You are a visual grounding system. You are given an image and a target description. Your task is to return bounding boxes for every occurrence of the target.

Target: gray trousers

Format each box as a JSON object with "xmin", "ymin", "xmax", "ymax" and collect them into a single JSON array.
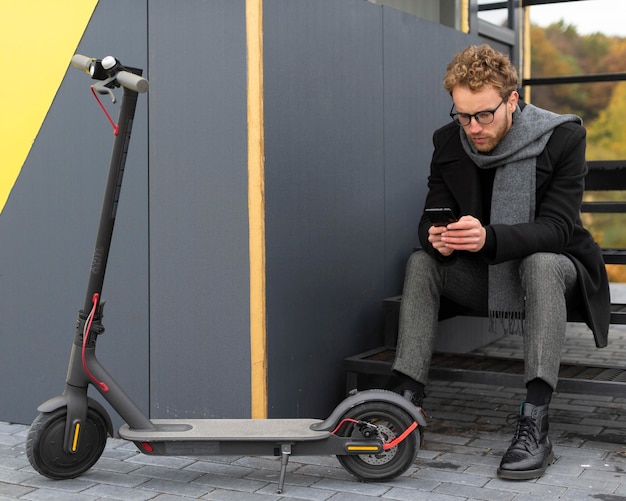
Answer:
[{"xmin": 392, "ymin": 251, "xmax": 579, "ymax": 390}]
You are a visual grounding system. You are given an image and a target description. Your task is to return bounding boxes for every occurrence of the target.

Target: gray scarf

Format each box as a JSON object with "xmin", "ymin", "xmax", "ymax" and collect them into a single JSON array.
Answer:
[{"xmin": 460, "ymin": 104, "xmax": 581, "ymax": 334}]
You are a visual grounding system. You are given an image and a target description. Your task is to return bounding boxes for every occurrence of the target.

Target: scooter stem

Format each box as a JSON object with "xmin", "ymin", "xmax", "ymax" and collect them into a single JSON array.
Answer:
[
  {"xmin": 82, "ymin": 85, "xmax": 138, "ymax": 313},
  {"xmin": 62, "ymin": 80, "xmax": 156, "ymax": 447}
]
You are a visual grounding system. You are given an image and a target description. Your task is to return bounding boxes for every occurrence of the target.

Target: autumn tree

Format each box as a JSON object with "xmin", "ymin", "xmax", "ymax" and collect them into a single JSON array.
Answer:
[
  {"xmin": 586, "ymin": 82, "xmax": 626, "ymax": 160},
  {"xmin": 529, "ymin": 22, "xmax": 619, "ymax": 122}
]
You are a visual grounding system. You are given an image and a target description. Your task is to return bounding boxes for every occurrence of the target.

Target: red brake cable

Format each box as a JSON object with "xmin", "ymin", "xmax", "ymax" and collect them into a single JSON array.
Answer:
[
  {"xmin": 82, "ymin": 293, "xmax": 109, "ymax": 392},
  {"xmin": 90, "ymin": 86, "xmax": 120, "ymax": 136},
  {"xmin": 383, "ymin": 421, "xmax": 418, "ymax": 450}
]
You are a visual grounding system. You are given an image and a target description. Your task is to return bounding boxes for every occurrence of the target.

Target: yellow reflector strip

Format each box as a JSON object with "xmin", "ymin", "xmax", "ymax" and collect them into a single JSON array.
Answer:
[
  {"xmin": 346, "ymin": 445, "xmax": 380, "ymax": 452},
  {"xmin": 72, "ymin": 423, "xmax": 81, "ymax": 452}
]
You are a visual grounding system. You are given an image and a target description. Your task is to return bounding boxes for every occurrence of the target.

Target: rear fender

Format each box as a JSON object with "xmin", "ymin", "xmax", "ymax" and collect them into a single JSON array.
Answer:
[{"xmin": 310, "ymin": 389, "xmax": 427, "ymax": 432}]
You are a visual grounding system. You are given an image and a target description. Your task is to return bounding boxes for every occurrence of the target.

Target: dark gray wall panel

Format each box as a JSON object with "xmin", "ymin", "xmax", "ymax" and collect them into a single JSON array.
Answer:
[
  {"xmin": 382, "ymin": 8, "xmax": 482, "ymax": 294},
  {"xmin": 264, "ymin": 0, "xmax": 385, "ymax": 417},
  {"xmin": 147, "ymin": 0, "xmax": 250, "ymax": 418},
  {"xmin": 0, "ymin": 1, "xmax": 149, "ymax": 429}
]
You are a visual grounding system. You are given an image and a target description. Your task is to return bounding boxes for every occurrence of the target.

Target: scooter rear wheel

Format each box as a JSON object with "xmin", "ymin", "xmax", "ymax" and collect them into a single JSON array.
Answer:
[
  {"xmin": 336, "ymin": 401, "xmax": 419, "ymax": 482},
  {"xmin": 26, "ymin": 407, "xmax": 108, "ymax": 479}
]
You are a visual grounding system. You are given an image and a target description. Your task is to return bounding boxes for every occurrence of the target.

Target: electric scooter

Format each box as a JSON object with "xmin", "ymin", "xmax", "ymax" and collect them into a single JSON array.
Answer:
[{"xmin": 25, "ymin": 54, "xmax": 427, "ymax": 493}]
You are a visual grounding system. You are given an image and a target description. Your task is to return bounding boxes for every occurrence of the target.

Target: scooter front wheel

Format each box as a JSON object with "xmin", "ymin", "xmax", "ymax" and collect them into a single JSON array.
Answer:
[
  {"xmin": 26, "ymin": 407, "xmax": 108, "ymax": 479},
  {"xmin": 335, "ymin": 401, "xmax": 419, "ymax": 482}
]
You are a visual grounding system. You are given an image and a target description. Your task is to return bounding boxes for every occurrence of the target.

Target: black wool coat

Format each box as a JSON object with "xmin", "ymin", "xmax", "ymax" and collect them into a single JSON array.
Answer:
[{"xmin": 418, "ymin": 114, "xmax": 611, "ymax": 348}]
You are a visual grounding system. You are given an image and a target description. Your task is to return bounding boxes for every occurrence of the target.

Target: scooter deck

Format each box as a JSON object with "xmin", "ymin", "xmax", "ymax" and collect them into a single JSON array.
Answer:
[{"xmin": 118, "ymin": 418, "xmax": 330, "ymax": 442}]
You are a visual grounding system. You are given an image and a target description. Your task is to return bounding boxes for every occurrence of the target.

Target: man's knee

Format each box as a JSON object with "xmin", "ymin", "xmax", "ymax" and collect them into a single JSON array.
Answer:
[
  {"xmin": 407, "ymin": 250, "xmax": 437, "ymax": 273},
  {"xmin": 520, "ymin": 253, "xmax": 571, "ymax": 279},
  {"xmin": 404, "ymin": 251, "xmax": 441, "ymax": 290},
  {"xmin": 520, "ymin": 253, "xmax": 576, "ymax": 296}
]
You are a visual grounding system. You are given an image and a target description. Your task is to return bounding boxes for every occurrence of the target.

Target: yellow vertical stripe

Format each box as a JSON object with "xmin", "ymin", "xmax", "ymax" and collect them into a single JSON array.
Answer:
[
  {"xmin": 461, "ymin": 0, "xmax": 469, "ymax": 33},
  {"xmin": 246, "ymin": 0, "xmax": 267, "ymax": 419},
  {"xmin": 0, "ymin": 0, "xmax": 99, "ymax": 214}
]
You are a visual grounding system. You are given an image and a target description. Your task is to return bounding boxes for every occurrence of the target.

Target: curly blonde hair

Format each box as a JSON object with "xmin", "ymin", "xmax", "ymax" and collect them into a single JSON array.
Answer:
[{"xmin": 443, "ymin": 44, "xmax": 518, "ymax": 98}]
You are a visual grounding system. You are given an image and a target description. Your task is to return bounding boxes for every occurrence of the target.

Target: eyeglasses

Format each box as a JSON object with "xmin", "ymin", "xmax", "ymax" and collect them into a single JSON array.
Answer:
[{"xmin": 449, "ymin": 99, "xmax": 506, "ymax": 127}]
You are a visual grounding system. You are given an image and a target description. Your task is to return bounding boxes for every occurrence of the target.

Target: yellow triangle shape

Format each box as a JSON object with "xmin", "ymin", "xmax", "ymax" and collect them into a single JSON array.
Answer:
[{"xmin": 0, "ymin": 0, "xmax": 98, "ymax": 214}]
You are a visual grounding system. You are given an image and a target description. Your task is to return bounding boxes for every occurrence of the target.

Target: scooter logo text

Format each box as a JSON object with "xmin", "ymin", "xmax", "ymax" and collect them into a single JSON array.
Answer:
[{"xmin": 91, "ymin": 246, "xmax": 104, "ymax": 275}]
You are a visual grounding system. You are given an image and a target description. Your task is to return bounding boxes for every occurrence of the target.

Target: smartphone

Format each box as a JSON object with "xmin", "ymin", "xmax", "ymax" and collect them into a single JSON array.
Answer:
[{"xmin": 425, "ymin": 207, "xmax": 458, "ymax": 227}]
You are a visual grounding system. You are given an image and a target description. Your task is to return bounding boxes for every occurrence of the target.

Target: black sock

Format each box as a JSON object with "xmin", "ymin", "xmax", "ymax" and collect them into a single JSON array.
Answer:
[
  {"xmin": 525, "ymin": 378, "xmax": 553, "ymax": 406},
  {"xmin": 390, "ymin": 371, "xmax": 425, "ymax": 399}
]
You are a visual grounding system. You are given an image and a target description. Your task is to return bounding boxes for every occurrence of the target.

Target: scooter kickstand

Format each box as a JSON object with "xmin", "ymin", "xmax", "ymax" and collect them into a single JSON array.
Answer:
[{"xmin": 277, "ymin": 443, "xmax": 292, "ymax": 494}]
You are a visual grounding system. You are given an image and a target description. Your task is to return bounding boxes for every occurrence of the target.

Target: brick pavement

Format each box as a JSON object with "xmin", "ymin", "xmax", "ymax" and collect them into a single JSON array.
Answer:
[{"xmin": 1, "ymin": 316, "xmax": 625, "ymax": 499}]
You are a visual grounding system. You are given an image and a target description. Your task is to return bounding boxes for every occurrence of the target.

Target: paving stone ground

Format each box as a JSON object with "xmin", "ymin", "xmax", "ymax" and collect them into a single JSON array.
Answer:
[{"xmin": 1, "ymin": 290, "xmax": 625, "ymax": 500}]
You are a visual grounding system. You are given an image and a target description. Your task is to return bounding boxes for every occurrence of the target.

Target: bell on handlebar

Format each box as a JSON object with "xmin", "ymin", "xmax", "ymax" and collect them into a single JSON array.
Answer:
[
  {"xmin": 89, "ymin": 56, "xmax": 125, "ymax": 103},
  {"xmin": 89, "ymin": 56, "xmax": 121, "ymax": 81},
  {"xmin": 101, "ymin": 56, "xmax": 120, "ymax": 73}
]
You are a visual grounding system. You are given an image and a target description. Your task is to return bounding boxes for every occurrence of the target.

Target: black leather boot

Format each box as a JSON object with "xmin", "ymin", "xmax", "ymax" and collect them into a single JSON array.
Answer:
[{"xmin": 497, "ymin": 402, "xmax": 554, "ymax": 480}]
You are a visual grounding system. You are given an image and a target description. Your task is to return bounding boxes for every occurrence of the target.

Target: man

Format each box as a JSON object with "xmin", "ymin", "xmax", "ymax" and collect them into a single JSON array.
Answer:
[{"xmin": 391, "ymin": 44, "xmax": 610, "ymax": 480}]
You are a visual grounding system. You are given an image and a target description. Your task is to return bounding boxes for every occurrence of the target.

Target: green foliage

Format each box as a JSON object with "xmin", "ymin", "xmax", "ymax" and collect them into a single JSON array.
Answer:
[{"xmin": 587, "ymin": 82, "xmax": 626, "ymax": 160}]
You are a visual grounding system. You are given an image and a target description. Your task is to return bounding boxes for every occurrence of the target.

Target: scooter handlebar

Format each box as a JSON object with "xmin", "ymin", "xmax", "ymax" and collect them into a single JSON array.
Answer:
[{"xmin": 71, "ymin": 54, "xmax": 149, "ymax": 93}]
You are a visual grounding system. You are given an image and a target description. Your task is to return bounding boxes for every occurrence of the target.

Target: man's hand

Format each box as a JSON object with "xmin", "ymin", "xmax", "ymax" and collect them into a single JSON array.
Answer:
[{"xmin": 428, "ymin": 215, "xmax": 486, "ymax": 255}]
